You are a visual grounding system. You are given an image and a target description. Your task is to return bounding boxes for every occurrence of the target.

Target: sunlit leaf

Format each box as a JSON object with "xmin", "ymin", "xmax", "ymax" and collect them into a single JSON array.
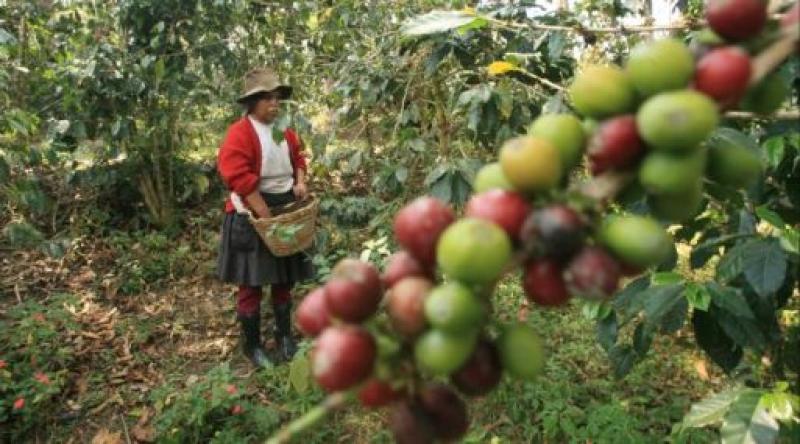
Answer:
[{"xmin": 401, "ymin": 11, "xmax": 482, "ymax": 36}]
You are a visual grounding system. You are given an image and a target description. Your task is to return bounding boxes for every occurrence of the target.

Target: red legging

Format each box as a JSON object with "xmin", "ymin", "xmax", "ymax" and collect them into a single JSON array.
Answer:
[{"xmin": 236, "ymin": 284, "xmax": 292, "ymax": 316}]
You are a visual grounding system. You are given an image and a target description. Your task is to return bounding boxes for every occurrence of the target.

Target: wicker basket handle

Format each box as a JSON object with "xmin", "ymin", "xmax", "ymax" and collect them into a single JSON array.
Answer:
[
  {"xmin": 272, "ymin": 195, "xmax": 313, "ymax": 214},
  {"xmin": 242, "ymin": 195, "xmax": 315, "ymax": 222},
  {"xmin": 244, "ymin": 209, "xmax": 260, "ymax": 224}
]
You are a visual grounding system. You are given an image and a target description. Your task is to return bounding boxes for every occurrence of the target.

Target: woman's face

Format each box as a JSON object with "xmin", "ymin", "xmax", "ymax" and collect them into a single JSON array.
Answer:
[{"xmin": 250, "ymin": 91, "xmax": 282, "ymax": 123}]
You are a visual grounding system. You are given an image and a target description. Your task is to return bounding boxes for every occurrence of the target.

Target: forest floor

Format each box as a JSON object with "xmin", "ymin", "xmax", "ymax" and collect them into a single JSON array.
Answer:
[{"xmin": 1, "ymin": 206, "xmax": 727, "ymax": 443}]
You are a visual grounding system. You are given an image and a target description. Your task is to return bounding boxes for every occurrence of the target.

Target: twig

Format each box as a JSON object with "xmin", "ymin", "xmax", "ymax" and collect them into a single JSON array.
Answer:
[
  {"xmin": 750, "ymin": 26, "xmax": 800, "ymax": 86},
  {"xmin": 577, "ymin": 171, "xmax": 636, "ymax": 203},
  {"xmin": 514, "ymin": 68, "xmax": 566, "ymax": 92},
  {"xmin": 490, "ymin": 13, "xmax": 787, "ymax": 34},
  {"xmin": 725, "ymin": 110, "xmax": 800, "ymax": 120},
  {"xmin": 490, "ymin": 17, "xmax": 701, "ymax": 34},
  {"xmin": 393, "ymin": 72, "xmax": 416, "ymax": 139},
  {"xmin": 265, "ymin": 390, "xmax": 356, "ymax": 444},
  {"xmin": 119, "ymin": 413, "xmax": 132, "ymax": 444}
]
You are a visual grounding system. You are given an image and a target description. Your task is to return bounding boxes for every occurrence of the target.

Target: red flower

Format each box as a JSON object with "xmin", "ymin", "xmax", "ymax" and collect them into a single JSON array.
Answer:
[
  {"xmin": 0, "ymin": 360, "xmax": 7, "ymax": 369},
  {"xmin": 34, "ymin": 372, "xmax": 51, "ymax": 385},
  {"xmin": 13, "ymin": 398, "xmax": 25, "ymax": 410},
  {"xmin": 32, "ymin": 313, "xmax": 46, "ymax": 322},
  {"xmin": 230, "ymin": 404, "xmax": 243, "ymax": 415},
  {"xmin": 225, "ymin": 384, "xmax": 238, "ymax": 395}
]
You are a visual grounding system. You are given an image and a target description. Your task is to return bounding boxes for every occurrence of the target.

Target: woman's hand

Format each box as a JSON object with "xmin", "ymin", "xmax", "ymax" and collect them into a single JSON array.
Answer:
[
  {"xmin": 244, "ymin": 190, "xmax": 271, "ymax": 219},
  {"xmin": 293, "ymin": 182, "xmax": 309, "ymax": 200}
]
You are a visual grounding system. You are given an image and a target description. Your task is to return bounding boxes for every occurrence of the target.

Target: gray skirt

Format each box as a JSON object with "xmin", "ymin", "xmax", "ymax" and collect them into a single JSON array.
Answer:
[{"xmin": 216, "ymin": 191, "xmax": 315, "ymax": 287}]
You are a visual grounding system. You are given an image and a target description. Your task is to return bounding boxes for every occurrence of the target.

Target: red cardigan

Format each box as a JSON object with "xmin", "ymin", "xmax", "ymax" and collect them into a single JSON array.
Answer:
[{"xmin": 217, "ymin": 116, "xmax": 307, "ymax": 213}]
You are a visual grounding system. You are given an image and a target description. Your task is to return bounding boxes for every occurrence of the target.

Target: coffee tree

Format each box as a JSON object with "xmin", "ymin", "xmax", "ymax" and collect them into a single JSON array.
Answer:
[{"xmin": 273, "ymin": 2, "xmax": 800, "ymax": 443}]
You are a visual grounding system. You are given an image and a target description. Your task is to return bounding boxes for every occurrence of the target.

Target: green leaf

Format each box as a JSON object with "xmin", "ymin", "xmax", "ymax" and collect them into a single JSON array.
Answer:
[
  {"xmin": 0, "ymin": 27, "xmax": 15, "ymax": 44},
  {"xmin": 394, "ymin": 166, "xmax": 408, "ymax": 183},
  {"xmin": 456, "ymin": 158, "xmax": 482, "ymax": 180},
  {"xmin": 457, "ymin": 85, "xmax": 492, "ymax": 106},
  {"xmin": 3, "ymin": 221, "xmax": 45, "ymax": 247},
  {"xmin": 682, "ymin": 387, "xmax": 742, "ymax": 429},
  {"xmin": 612, "ymin": 275, "xmax": 650, "ymax": 316},
  {"xmin": 685, "ymin": 282, "xmax": 711, "ymax": 311},
  {"xmin": 755, "ymin": 206, "xmax": 785, "ymax": 228},
  {"xmin": 740, "ymin": 238, "xmax": 787, "ymax": 297},
  {"xmin": 738, "ymin": 210, "xmax": 757, "ymax": 235},
  {"xmin": 717, "ymin": 244, "xmax": 745, "ymax": 283},
  {"xmin": 692, "ymin": 310, "xmax": 743, "ymax": 373},
  {"xmin": 429, "ymin": 171, "xmax": 453, "ymax": 203},
  {"xmin": 154, "ymin": 58, "xmax": 166, "ymax": 81},
  {"xmin": 0, "ymin": 155, "xmax": 9, "ymax": 183},
  {"xmin": 547, "ymin": 32, "xmax": 566, "ymax": 60},
  {"xmin": 609, "ymin": 344, "xmax": 637, "ymax": 378},
  {"xmin": 407, "ymin": 138, "xmax": 426, "ymax": 153},
  {"xmin": 660, "ymin": 297, "xmax": 688, "ymax": 334},
  {"xmin": 642, "ymin": 284, "xmax": 684, "ymax": 326},
  {"xmin": 721, "ymin": 390, "xmax": 778, "ymax": 444},
  {"xmin": 424, "ymin": 44, "xmax": 451, "ymax": 77},
  {"xmin": 376, "ymin": 334, "xmax": 402, "ymax": 359},
  {"xmin": 651, "ymin": 272, "xmax": 684, "ymax": 286},
  {"xmin": 424, "ymin": 164, "xmax": 449, "ymax": 186},
  {"xmin": 497, "ymin": 91, "xmax": 514, "ymax": 119},
  {"xmin": 581, "ymin": 300, "xmax": 612, "ymax": 320},
  {"xmin": 401, "ymin": 11, "xmax": 482, "ymax": 36},
  {"xmin": 345, "ymin": 150, "xmax": 363, "ymax": 174},
  {"xmin": 690, "ymin": 237, "xmax": 723, "ymax": 269},
  {"xmin": 762, "ymin": 136, "xmax": 785, "ymax": 169},
  {"xmin": 289, "ymin": 355, "xmax": 310, "ymax": 394},
  {"xmin": 40, "ymin": 239, "xmax": 70, "ymax": 259},
  {"xmin": 710, "ymin": 127, "xmax": 760, "ymax": 152},
  {"xmin": 272, "ymin": 114, "xmax": 291, "ymax": 144},
  {"xmin": 633, "ymin": 322, "xmax": 654, "ymax": 356},
  {"xmin": 111, "ymin": 119, "xmax": 122, "ymax": 137},
  {"xmin": 449, "ymin": 170, "xmax": 472, "ymax": 206},
  {"xmin": 542, "ymin": 94, "xmax": 570, "ymax": 114},
  {"xmin": 596, "ymin": 311, "xmax": 617, "ymax": 351},
  {"xmin": 761, "ymin": 391, "xmax": 799, "ymax": 422},
  {"xmin": 716, "ymin": 309, "xmax": 766, "ymax": 348},
  {"xmin": 707, "ymin": 283, "xmax": 755, "ymax": 319},
  {"xmin": 456, "ymin": 17, "xmax": 489, "ymax": 33},
  {"xmin": 467, "ymin": 105, "xmax": 482, "ymax": 132},
  {"xmin": 780, "ymin": 228, "xmax": 799, "ymax": 255}
]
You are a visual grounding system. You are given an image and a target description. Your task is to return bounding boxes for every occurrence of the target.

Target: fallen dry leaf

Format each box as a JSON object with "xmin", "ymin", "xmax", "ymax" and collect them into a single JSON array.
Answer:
[
  {"xmin": 131, "ymin": 424, "xmax": 155, "ymax": 443},
  {"xmin": 91, "ymin": 428, "xmax": 122, "ymax": 444},
  {"xmin": 694, "ymin": 358, "xmax": 709, "ymax": 381}
]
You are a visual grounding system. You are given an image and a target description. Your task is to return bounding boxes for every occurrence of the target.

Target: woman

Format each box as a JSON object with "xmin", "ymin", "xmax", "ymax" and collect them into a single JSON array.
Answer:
[{"xmin": 216, "ymin": 67, "xmax": 314, "ymax": 368}]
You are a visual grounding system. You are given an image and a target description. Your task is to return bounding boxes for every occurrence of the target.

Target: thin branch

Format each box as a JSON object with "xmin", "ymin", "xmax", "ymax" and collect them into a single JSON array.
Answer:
[
  {"xmin": 750, "ymin": 26, "xmax": 800, "ymax": 86},
  {"xmin": 265, "ymin": 390, "xmax": 356, "ymax": 444},
  {"xmin": 489, "ymin": 12, "xmax": 789, "ymax": 35},
  {"xmin": 724, "ymin": 110, "xmax": 800, "ymax": 120},
  {"xmin": 576, "ymin": 171, "xmax": 636, "ymax": 203},
  {"xmin": 489, "ymin": 17, "xmax": 702, "ymax": 34},
  {"xmin": 393, "ymin": 69, "xmax": 417, "ymax": 139},
  {"xmin": 118, "ymin": 413, "xmax": 132, "ymax": 444},
  {"xmin": 514, "ymin": 68, "xmax": 566, "ymax": 92}
]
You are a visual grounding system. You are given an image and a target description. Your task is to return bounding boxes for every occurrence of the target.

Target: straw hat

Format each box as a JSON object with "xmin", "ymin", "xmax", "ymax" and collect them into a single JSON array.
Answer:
[{"xmin": 236, "ymin": 67, "xmax": 292, "ymax": 103}]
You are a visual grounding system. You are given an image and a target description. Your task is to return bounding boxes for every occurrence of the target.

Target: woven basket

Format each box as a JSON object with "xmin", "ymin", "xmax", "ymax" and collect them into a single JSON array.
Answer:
[{"xmin": 248, "ymin": 195, "xmax": 319, "ymax": 257}]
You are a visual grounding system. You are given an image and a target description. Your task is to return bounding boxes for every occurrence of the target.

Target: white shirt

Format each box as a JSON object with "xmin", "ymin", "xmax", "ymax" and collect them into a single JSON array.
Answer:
[
  {"xmin": 230, "ymin": 117, "xmax": 295, "ymax": 214},
  {"xmin": 248, "ymin": 116, "xmax": 295, "ymax": 193}
]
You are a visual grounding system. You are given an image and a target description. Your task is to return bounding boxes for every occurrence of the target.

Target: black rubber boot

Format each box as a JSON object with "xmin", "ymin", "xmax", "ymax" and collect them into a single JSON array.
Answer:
[
  {"xmin": 239, "ymin": 314, "xmax": 272, "ymax": 369},
  {"xmin": 274, "ymin": 302, "xmax": 298, "ymax": 362}
]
